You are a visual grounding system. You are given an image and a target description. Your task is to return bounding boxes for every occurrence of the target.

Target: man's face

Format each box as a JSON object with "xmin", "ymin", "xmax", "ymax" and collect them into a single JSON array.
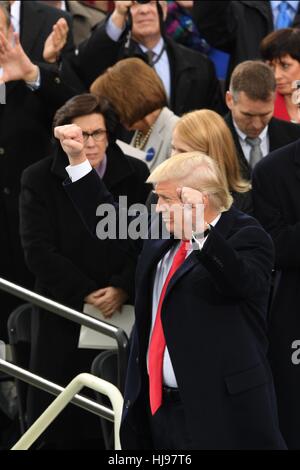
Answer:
[
  {"xmin": 131, "ymin": 1, "xmax": 167, "ymax": 44},
  {"xmin": 226, "ymin": 90, "xmax": 275, "ymax": 138},
  {"xmin": 155, "ymin": 179, "xmax": 205, "ymax": 240}
]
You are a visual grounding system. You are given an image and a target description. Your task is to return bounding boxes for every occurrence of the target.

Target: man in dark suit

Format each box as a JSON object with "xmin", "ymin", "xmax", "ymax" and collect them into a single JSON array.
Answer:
[
  {"xmin": 76, "ymin": 0, "xmax": 225, "ymax": 116},
  {"xmin": 55, "ymin": 122, "xmax": 286, "ymax": 449},
  {"xmin": 193, "ymin": 1, "xmax": 300, "ymax": 86},
  {"xmin": 252, "ymin": 138, "xmax": 300, "ymax": 449},
  {"xmin": 224, "ymin": 60, "xmax": 300, "ymax": 179}
]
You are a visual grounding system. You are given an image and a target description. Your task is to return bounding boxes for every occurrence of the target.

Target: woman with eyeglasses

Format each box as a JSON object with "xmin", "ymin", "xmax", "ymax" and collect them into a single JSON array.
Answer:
[{"xmin": 19, "ymin": 93, "xmax": 151, "ymax": 449}]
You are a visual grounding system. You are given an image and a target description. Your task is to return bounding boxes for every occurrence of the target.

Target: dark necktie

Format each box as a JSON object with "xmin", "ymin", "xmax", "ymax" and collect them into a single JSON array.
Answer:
[
  {"xmin": 146, "ymin": 49, "xmax": 155, "ymax": 67},
  {"xmin": 148, "ymin": 240, "xmax": 189, "ymax": 415},
  {"xmin": 245, "ymin": 137, "xmax": 263, "ymax": 168}
]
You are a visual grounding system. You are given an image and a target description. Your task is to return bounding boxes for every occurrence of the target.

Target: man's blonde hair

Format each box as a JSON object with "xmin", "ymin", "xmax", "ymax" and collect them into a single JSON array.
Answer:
[{"xmin": 147, "ymin": 151, "xmax": 233, "ymax": 211}]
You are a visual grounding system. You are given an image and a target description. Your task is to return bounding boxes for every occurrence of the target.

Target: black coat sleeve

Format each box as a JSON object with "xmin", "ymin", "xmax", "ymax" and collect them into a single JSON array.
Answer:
[
  {"xmin": 197, "ymin": 222, "xmax": 274, "ymax": 299},
  {"xmin": 64, "ymin": 169, "xmax": 143, "ymax": 257},
  {"xmin": 252, "ymin": 164, "xmax": 300, "ymax": 269},
  {"xmin": 130, "ymin": 159, "xmax": 152, "ymax": 205},
  {"xmin": 75, "ymin": 19, "xmax": 123, "ymax": 87},
  {"xmin": 34, "ymin": 62, "xmax": 85, "ymax": 122},
  {"xmin": 20, "ymin": 171, "xmax": 98, "ymax": 309},
  {"xmin": 204, "ymin": 57, "xmax": 226, "ymax": 115},
  {"xmin": 192, "ymin": 1, "xmax": 237, "ymax": 53}
]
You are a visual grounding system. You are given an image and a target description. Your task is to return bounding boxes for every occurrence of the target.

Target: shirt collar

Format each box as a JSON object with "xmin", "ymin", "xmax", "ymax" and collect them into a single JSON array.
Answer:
[
  {"xmin": 186, "ymin": 213, "xmax": 221, "ymax": 251},
  {"xmin": 210, "ymin": 214, "xmax": 222, "ymax": 227},
  {"xmin": 140, "ymin": 37, "xmax": 165, "ymax": 56},
  {"xmin": 232, "ymin": 118, "xmax": 269, "ymax": 143}
]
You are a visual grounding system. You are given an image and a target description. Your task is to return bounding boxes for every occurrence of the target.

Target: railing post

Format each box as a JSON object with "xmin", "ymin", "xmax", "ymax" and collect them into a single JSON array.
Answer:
[{"xmin": 0, "ymin": 277, "xmax": 129, "ymax": 391}]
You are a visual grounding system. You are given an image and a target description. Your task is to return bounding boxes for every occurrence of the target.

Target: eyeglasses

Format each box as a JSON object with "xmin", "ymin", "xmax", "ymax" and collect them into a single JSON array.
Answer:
[{"xmin": 82, "ymin": 128, "xmax": 107, "ymax": 143}]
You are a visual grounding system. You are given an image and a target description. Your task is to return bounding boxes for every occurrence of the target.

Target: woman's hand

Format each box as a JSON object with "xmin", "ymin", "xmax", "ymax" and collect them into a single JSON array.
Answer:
[
  {"xmin": 85, "ymin": 287, "xmax": 128, "ymax": 318},
  {"xmin": 54, "ymin": 124, "xmax": 87, "ymax": 164},
  {"xmin": 0, "ymin": 31, "xmax": 39, "ymax": 83},
  {"xmin": 43, "ymin": 18, "xmax": 69, "ymax": 64}
]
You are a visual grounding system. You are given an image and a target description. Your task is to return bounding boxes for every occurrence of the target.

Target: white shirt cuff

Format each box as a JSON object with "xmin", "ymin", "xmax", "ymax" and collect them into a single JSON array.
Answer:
[
  {"xmin": 106, "ymin": 16, "xmax": 124, "ymax": 42},
  {"xmin": 66, "ymin": 160, "xmax": 92, "ymax": 182},
  {"xmin": 26, "ymin": 67, "xmax": 41, "ymax": 90}
]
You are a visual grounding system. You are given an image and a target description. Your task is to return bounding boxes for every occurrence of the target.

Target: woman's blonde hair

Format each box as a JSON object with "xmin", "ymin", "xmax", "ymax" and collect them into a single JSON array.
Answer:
[
  {"xmin": 174, "ymin": 109, "xmax": 250, "ymax": 193},
  {"xmin": 148, "ymin": 151, "xmax": 233, "ymax": 212}
]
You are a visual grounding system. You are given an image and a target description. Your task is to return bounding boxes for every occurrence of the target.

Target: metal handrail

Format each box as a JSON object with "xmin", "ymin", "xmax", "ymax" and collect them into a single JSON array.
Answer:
[
  {"xmin": 0, "ymin": 359, "xmax": 114, "ymax": 422},
  {"xmin": 0, "ymin": 277, "xmax": 129, "ymax": 391},
  {"xmin": 10, "ymin": 372, "xmax": 123, "ymax": 450}
]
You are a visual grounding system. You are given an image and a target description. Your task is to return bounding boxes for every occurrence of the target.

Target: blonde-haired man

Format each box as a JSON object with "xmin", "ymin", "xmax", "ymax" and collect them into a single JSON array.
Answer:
[{"xmin": 57, "ymin": 123, "xmax": 286, "ymax": 450}]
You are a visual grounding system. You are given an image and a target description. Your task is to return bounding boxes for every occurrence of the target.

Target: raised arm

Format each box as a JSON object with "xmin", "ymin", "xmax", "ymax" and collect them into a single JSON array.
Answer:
[
  {"xmin": 20, "ymin": 169, "xmax": 98, "ymax": 308},
  {"xmin": 54, "ymin": 124, "xmax": 142, "ymax": 257}
]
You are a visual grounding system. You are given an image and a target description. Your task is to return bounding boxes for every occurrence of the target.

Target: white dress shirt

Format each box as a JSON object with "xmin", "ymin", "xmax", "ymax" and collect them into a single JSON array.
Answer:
[
  {"xmin": 233, "ymin": 120, "xmax": 270, "ymax": 163},
  {"xmin": 106, "ymin": 17, "xmax": 171, "ymax": 101},
  {"xmin": 148, "ymin": 215, "xmax": 221, "ymax": 388},
  {"xmin": 10, "ymin": 1, "xmax": 21, "ymax": 35},
  {"xmin": 60, "ymin": 1, "xmax": 67, "ymax": 11}
]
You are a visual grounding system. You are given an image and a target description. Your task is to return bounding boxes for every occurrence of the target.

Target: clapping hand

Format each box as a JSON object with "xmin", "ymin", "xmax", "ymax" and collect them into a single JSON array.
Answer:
[
  {"xmin": 0, "ymin": 31, "xmax": 38, "ymax": 83},
  {"xmin": 43, "ymin": 17, "xmax": 69, "ymax": 64}
]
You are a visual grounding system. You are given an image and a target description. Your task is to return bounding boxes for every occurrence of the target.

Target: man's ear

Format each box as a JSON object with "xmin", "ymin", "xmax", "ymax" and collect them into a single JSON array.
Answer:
[
  {"xmin": 202, "ymin": 193, "xmax": 209, "ymax": 208},
  {"xmin": 225, "ymin": 91, "xmax": 234, "ymax": 110}
]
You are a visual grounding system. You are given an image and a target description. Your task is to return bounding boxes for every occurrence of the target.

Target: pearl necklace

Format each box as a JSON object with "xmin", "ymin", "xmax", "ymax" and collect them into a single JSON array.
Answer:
[{"xmin": 133, "ymin": 125, "xmax": 154, "ymax": 150}]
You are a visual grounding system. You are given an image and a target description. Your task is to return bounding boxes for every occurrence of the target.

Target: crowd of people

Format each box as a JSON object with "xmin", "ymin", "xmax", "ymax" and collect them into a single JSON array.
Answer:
[{"xmin": 0, "ymin": 0, "xmax": 300, "ymax": 451}]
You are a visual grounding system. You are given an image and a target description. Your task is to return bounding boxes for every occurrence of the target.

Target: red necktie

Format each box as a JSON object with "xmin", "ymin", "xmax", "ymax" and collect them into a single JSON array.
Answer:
[{"xmin": 148, "ymin": 240, "xmax": 189, "ymax": 415}]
